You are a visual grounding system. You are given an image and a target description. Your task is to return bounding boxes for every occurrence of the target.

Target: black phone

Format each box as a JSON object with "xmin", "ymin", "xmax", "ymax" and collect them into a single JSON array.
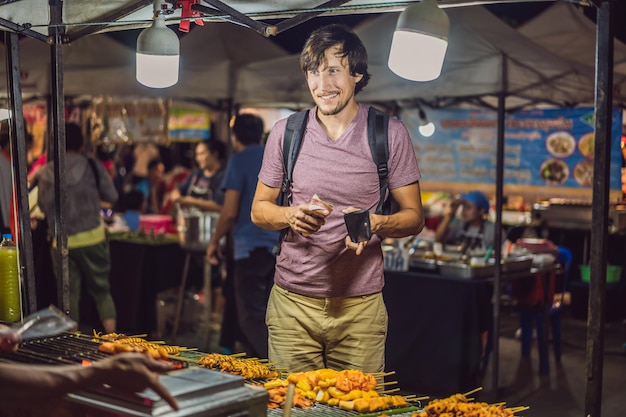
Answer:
[{"xmin": 344, "ymin": 209, "xmax": 372, "ymax": 243}]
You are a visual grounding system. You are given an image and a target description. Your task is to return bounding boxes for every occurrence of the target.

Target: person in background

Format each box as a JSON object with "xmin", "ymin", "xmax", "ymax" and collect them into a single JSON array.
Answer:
[
  {"xmin": 170, "ymin": 139, "xmax": 228, "ymax": 326},
  {"xmin": 160, "ymin": 164, "xmax": 191, "ymax": 216},
  {"xmin": 0, "ymin": 121, "xmax": 12, "ymax": 236},
  {"xmin": 38, "ymin": 123, "xmax": 119, "ymax": 334},
  {"xmin": 434, "ymin": 190, "xmax": 496, "ymax": 252},
  {"xmin": 206, "ymin": 113, "xmax": 279, "ymax": 359},
  {"xmin": 27, "ymin": 133, "xmax": 47, "ymax": 188},
  {"xmin": 121, "ymin": 190, "xmax": 146, "ymax": 232},
  {"xmin": 135, "ymin": 158, "xmax": 166, "ymax": 214},
  {"xmin": 96, "ymin": 144, "xmax": 116, "ymax": 180},
  {"xmin": 1, "ymin": 122, "xmax": 54, "ymax": 310},
  {"xmin": 250, "ymin": 24, "xmax": 424, "ymax": 373},
  {"xmin": 0, "ymin": 120, "xmax": 36, "ymax": 240},
  {"xmin": 170, "ymin": 140, "xmax": 227, "ymax": 213},
  {"xmin": 0, "ymin": 324, "xmax": 178, "ymax": 412},
  {"xmin": 131, "ymin": 142, "xmax": 160, "ymax": 184}
]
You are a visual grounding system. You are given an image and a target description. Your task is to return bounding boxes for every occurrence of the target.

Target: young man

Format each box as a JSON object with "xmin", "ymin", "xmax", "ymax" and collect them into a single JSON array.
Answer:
[
  {"xmin": 251, "ymin": 24, "xmax": 424, "ymax": 373},
  {"xmin": 206, "ymin": 113, "xmax": 279, "ymax": 359}
]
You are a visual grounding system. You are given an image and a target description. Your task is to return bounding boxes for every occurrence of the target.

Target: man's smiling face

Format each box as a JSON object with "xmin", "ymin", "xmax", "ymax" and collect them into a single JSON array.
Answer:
[{"xmin": 306, "ymin": 45, "xmax": 363, "ymax": 117}]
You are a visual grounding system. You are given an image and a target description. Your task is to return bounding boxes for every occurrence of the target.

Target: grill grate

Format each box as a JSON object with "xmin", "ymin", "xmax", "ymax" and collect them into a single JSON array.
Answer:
[
  {"xmin": 0, "ymin": 333, "xmax": 107, "ymax": 364},
  {"xmin": 267, "ymin": 402, "xmax": 422, "ymax": 417}
]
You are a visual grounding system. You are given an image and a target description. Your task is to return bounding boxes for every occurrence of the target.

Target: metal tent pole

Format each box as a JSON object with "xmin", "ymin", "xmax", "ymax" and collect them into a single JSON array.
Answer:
[{"xmin": 585, "ymin": 0, "xmax": 614, "ymax": 415}]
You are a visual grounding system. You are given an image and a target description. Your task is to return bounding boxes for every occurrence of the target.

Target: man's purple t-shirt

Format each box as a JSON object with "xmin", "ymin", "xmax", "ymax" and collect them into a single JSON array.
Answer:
[{"xmin": 258, "ymin": 104, "xmax": 421, "ymax": 298}]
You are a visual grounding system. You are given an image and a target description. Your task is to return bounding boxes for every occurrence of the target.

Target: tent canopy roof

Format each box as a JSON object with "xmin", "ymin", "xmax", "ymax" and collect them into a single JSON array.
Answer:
[
  {"xmin": 0, "ymin": 0, "xmax": 447, "ymax": 40},
  {"xmin": 237, "ymin": 5, "xmax": 626, "ymax": 110}
]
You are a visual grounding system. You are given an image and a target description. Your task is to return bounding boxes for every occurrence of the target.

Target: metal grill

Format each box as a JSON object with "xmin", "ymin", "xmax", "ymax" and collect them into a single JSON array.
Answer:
[
  {"xmin": 0, "ymin": 333, "xmax": 107, "ymax": 364},
  {"xmin": 0, "ymin": 335, "xmax": 267, "ymax": 417},
  {"xmin": 0, "ymin": 335, "xmax": 422, "ymax": 417},
  {"xmin": 267, "ymin": 402, "xmax": 423, "ymax": 417}
]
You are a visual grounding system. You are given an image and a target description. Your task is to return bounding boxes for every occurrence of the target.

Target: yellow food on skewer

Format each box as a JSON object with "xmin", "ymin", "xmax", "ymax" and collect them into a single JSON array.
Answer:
[
  {"xmin": 197, "ymin": 353, "xmax": 281, "ymax": 380},
  {"xmin": 93, "ymin": 330, "xmax": 185, "ymax": 359},
  {"xmin": 259, "ymin": 368, "xmax": 410, "ymax": 413},
  {"xmin": 410, "ymin": 388, "xmax": 528, "ymax": 417}
]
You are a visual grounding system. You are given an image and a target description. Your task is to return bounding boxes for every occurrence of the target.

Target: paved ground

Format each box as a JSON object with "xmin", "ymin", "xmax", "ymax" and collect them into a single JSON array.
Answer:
[{"xmin": 481, "ymin": 309, "xmax": 626, "ymax": 417}]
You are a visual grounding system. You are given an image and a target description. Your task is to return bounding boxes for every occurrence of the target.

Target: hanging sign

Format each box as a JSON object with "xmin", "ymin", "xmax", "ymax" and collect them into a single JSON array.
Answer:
[
  {"xmin": 168, "ymin": 104, "xmax": 211, "ymax": 142},
  {"xmin": 403, "ymin": 107, "xmax": 622, "ymax": 198}
]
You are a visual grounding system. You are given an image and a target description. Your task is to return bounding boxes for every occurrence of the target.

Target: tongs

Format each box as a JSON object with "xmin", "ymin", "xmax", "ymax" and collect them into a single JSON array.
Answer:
[{"xmin": 11, "ymin": 305, "xmax": 77, "ymax": 340}]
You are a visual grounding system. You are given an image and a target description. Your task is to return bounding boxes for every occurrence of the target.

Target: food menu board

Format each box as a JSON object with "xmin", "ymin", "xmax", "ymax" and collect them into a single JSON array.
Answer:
[{"xmin": 402, "ymin": 107, "xmax": 623, "ymax": 192}]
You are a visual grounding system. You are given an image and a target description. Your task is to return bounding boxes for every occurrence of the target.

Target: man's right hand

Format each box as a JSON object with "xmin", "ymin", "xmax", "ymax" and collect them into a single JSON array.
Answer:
[{"xmin": 286, "ymin": 204, "xmax": 329, "ymax": 237}]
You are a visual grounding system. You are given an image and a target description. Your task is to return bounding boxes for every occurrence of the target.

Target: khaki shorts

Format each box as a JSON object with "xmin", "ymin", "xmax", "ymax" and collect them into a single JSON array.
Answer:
[{"xmin": 266, "ymin": 284, "xmax": 387, "ymax": 373}]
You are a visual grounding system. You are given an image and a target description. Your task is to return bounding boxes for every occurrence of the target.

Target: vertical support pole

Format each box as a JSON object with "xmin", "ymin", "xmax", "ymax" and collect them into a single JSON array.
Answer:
[
  {"xmin": 48, "ymin": 0, "xmax": 70, "ymax": 315},
  {"xmin": 4, "ymin": 32, "xmax": 37, "ymax": 315},
  {"xmin": 585, "ymin": 0, "xmax": 614, "ymax": 415},
  {"xmin": 490, "ymin": 55, "xmax": 507, "ymax": 401}
]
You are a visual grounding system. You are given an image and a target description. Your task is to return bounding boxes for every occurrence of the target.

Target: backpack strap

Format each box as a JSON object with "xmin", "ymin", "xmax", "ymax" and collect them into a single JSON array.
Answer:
[
  {"xmin": 274, "ymin": 110, "xmax": 309, "ymax": 255},
  {"xmin": 278, "ymin": 109, "xmax": 309, "ymax": 207},
  {"xmin": 367, "ymin": 107, "xmax": 390, "ymax": 215}
]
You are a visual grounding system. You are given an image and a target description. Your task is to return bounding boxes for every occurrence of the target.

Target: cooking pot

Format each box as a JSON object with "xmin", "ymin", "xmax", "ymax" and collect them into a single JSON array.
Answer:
[{"xmin": 176, "ymin": 207, "xmax": 220, "ymax": 251}]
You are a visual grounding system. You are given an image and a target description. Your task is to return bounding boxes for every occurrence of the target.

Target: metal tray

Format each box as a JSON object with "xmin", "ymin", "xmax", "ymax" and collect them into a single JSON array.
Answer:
[
  {"xmin": 409, "ymin": 250, "xmax": 461, "ymax": 271},
  {"xmin": 501, "ymin": 255, "xmax": 533, "ymax": 272},
  {"xmin": 409, "ymin": 256, "xmax": 439, "ymax": 271},
  {"xmin": 437, "ymin": 255, "xmax": 534, "ymax": 279},
  {"xmin": 437, "ymin": 261, "xmax": 495, "ymax": 279}
]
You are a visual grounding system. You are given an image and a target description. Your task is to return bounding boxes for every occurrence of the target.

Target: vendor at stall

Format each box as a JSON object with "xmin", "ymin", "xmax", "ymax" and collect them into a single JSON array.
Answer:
[
  {"xmin": 434, "ymin": 191, "xmax": 497, "ymax": 253},
  {"xmin": 168, "ymin": 139, "xmax": 228, "ymax": 329},
  {"xmin": 169, "ymin": 140, "xmax": 227, "ymax": 212}
]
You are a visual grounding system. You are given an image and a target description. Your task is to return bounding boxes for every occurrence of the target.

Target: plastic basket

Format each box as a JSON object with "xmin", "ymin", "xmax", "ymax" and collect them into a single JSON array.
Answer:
[
  {"xmin": 580, "ymin": 264, "xmax": 622, "ymax": 283},
  {"xmin": 139, "ymin": 214, "xmax": 174, "ymax": 234}
]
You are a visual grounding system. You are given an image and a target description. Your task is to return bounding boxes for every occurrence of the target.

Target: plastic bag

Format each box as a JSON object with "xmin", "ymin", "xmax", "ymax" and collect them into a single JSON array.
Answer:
[{"xmin": 12, "ymin": 305, "xmax": 77, "ymax": 340}]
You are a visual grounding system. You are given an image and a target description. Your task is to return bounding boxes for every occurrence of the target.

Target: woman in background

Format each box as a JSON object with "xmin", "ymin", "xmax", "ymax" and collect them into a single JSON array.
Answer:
[
  {"xmin": 170, "ymin": 140, "xmax": 227, "ymax": 212},
  {"xmin": 169, "ymin": 139, "xmax": 229, "ymax": 331}
]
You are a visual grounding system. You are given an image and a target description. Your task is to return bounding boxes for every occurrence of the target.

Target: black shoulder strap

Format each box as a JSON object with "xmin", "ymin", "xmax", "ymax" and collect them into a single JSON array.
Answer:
[
  {"xmin": 274, "ymin": 110, "xmax": 309, "ymax": 256},
  {"xmin": 87, "ymin": 157, "xmax": 100, "ymax": 190},
  {"xmin": 367, "ymin": 107, "xmax": 390, "ymax": 215},
  {"xmin": 278, "ymin": 109, "xmax": 309, "ymax": 207}
]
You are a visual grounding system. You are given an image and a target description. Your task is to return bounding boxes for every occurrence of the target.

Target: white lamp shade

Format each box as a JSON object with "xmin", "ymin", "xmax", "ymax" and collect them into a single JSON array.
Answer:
[
  {"xmin": 418, "ymin": 121, "xmax": 435, "ymax": 137},
  {"xmin": 136, "ymin": 17, "xmax": 180, "ymax": 88},
  {"xmin": 136, "ymin": 53, "xmax": 179, "ymax": 88},
  {"xmin": 389, "ymin": 32, "xmax": 448, "ymax": 81},
  {"xmin": 388, "ymin": 0, "xmax": 450, "ymax": 82}
]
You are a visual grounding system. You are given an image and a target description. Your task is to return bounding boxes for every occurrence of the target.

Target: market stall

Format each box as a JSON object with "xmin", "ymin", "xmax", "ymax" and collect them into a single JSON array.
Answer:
[
  {"xmin": 0, "ymin": 3, "xmax": 623, "ymax": 415},
  {"xmin": 0, "ymin": 328, "xmax": 530, "ymax": 416}
]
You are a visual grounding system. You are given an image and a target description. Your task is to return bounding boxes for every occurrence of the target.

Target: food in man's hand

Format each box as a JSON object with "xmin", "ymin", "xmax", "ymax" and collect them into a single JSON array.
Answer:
[{"xmin": 309, "ymin": 194, "xmax": 334, "ymax": 213}]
